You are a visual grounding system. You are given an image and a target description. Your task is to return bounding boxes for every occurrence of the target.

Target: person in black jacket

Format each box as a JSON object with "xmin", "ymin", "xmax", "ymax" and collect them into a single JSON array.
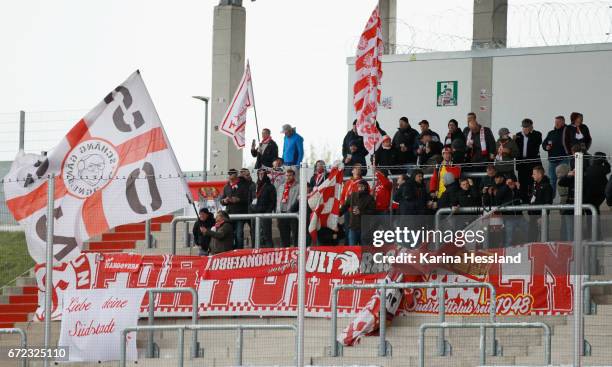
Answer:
[
  {"xmin": 342, "ymin": 120, "xmax": 368, "ymax": 163},
  {"xmin": 393, "ymin": 170, "xmax": 428, "ymax": 215},
  {"xmin": 373, "ymin": 135, "xmax": 399, "ymax": 173},
  {"xmin": 569, "ymin": 112, "xmax": 592, "ymax": 151},
  {"xmin": 527, "ymin": 166, "xmax": 554, "ymax": 241},
  {"xmin": 463, "ymin": 113, "xmax": 496, "ymax": 171},
  {"xmin": 251, "ymin": 169, "xmax": 277, "ymax": 247},
  {"xmin": 309, "ymin": 160, "xmax": 328, "ymax": 191},
  {"xmin": 454, "ymin": 178, "xmax": 481, "ymax": 230},
  {"xmin": 192, "ymin": 208, "xmax": 215, "ymax": 255},
  {"xmin": 417, "ymin": 120, "xmax": 441, "ymax": 143},
  {"xmin": 436, "ymin": 173, "xmax": 460, "ymax": 209},
  {"xmin": 443, "ymin": 119, "xmax": 465, "ymax": 147},
  {"xmin": 344, "ymin": 140, "xmax": 367, "ymax": 177},
  {"xmin": 542, "ymin": 116, "xmax": 572, "ymax": 197},
  {"xmin": 514, "ymin": 118, "xmax": 543, "ymax": 202},
  {"xmin": 392, "ymin": 117, "xmax": 419, "ymax": 167},
  {"xmin": 250, "ymin": 128, "xmax": 279, "ymax": 169},
  {"xmin": 220, "ymin": 169, "xmax": 250, "ymax": 249}
]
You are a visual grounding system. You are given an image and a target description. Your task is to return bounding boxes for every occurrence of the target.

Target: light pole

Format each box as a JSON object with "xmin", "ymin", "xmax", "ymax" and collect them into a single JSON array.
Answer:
[{"xmin": 192, "ymin": 96, "xmax": 210, "ymax": 181}]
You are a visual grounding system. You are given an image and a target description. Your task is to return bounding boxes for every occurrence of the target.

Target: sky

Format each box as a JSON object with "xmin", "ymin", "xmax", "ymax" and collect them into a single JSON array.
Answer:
[{"xmin": 0, "ymin": 0, "xmax": 609, "ymax": 171}]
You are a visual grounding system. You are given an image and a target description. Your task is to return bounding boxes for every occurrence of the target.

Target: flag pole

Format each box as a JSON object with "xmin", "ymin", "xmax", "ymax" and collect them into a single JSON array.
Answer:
[{"xmin": 247, "ymin": 61, "xmax": 261, "ymax": 143}]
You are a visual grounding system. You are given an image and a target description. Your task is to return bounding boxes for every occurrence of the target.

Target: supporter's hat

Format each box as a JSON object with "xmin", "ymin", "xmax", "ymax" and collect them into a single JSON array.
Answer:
[
  {"xmin": 498, "ymin": 127, "xmax": 510, "ymax": 137},
  {"xmin": 228, "ymin": 168, "xmax": 238, "ymax": 175}
]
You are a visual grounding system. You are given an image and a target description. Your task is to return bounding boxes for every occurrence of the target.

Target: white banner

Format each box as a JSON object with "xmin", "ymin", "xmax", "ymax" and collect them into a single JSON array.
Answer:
[
  {"xmin": 219, "ymin": 61, "xmax": 255, "ymax": 148},
  {"xmin": 58, "ymin": 288, "xmax": 146, "ymax": 362}
]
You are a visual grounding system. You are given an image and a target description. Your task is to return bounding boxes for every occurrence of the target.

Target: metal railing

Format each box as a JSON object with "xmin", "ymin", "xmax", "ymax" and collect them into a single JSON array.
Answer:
[
  {"xmin": 330, "ymin": 282, "xmax": 497, "ymax": 358},
  {"xmin": 581, "ymin": 280, "xmax": 612, "ymax": 356},
  {"xmin": 121, "ymin": 323, "xmax": 297, "ymax": 367},
  {"xmin": 146, "ymin": 288, "xmax": 199, "ymax": 359},
  {"xmin": 418, "ymin": 322, "xmax": 551, "ymax": 367},
  {"xmin": 0, "ymin": 328, "xmax": 27, "ymax": 367},
  {"xmin": 434, "ymin": 203, "xmax": 599, "ymax": 243},
  {"xmin": 171, "ymin": 213, "xmax": 299, "ymax": 254}
]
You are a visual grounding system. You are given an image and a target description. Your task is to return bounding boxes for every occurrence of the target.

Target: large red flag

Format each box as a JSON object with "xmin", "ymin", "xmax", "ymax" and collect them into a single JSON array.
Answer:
[
  {"xmin": 353, "ymin": 6, "xmax": 384, "ymax": 154},
  {"xmin": 3, "ymin": 71, "xmax": 192, "ymax": 263}
]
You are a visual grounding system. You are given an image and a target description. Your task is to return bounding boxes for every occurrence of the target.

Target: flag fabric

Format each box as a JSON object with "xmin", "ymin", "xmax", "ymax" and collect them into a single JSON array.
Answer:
[
  {"xmin": 3, "ymin": 71, "xmax": 192, "ymax": 264},
  {"xmin": 353, "ymin": 6, "xmax": 384, "ymax": 154},
  {"xmin": 307, "ymin": 165, "xmax": 344, "ymax": 242},
  {"xmin": 219, "ymin": 61, "xmax": 255, "ymax": 148}
]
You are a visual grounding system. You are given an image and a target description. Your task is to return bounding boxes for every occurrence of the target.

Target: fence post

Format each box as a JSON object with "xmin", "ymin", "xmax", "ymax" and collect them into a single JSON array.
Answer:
[
  {"xmin": 330, "ymin": 287, "xmax": 338, "ymax": 356},
  {"xmin": 574, "ymin": 152, "xmax": 584, "ymax": 363},
  {"xmin": 378, "ymin": 286, "xmax": 387, "ymax": 356},
  {"xmin": 147, "ymin": 290, "xmax": 155, "ymax": 358},
  {"xmin": 437, "ymin": 284, "xmax": 445, "ymax": 356},
  {"xmin": 177, "ymin": 327, "xmax": 185, "ymax": 367},
  {"xmin": 479, "ymin": 325, "xmax": 486, "ymax": 366},
  {"xmin": 236, "ymin": 326, "xmax": 244, "ymax": 366},
  {"xmin": 19, "ymin": 110, "xmax": 25, "ymax": 151},
  {"xmin": 145, "ymin": 219, "xmax": 152, "ymax": 248},
  {"xmin": 43, "ymin": 175, "xmax": 55, "ymax": 367},
  {"xmin": 296, "ymin": 163, "xmax": 308, "ymax": 367},
  {"xmin": 540, "ymin": 208, "xmax": 548, "ymax": 242},
  {"xmin": 255, "ymin": 217, "xmax": 261, "ymax": 249}
]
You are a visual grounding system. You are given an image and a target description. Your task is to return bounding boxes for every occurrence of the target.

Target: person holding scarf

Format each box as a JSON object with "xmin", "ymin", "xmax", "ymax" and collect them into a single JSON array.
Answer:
[
  {"xmin": 494, "ymin": 128, "xmax": 519, "ymax": 175},
  {"xmin": 308, "ymin": 160, "xmax": 328, "ymax": 191},
  {"xmin": 463, "ymin": 112, "xmax": 496, "ymax": 172},
  {"xmin": 429, "ymin": 146, "xmax": 461, "ymax": 198},
  {"xmin": 276, "ymin": 169, "xmax": 300, "ymax": 247},
  {"xmin": 250, "ymin": 128, "xmax": 279, "ymax": 169},
  {"xmin": 201, "ymin": 211, "xmax": 234, "ymax": 255},
  {"xmin": 251, "ymin": 169, "xmax": 277, "ymax": 247}
]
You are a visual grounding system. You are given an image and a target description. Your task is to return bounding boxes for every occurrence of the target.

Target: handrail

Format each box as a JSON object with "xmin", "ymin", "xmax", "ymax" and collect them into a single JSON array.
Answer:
[
  {"xmin": 434, "ymin": 203, "xmax": 599, "ymax": 243},
  {"xmin": 0, "ymin": 328, "xmax": 27, "ymax": 367},
  {"xmin": 146, "ymin": 288, "xmax": 199, "ymax": 359},
  {"xmin": 171, "ymin": 213, "xmax": 299, "ymax": 254},
  {"xmin": 581, "ymin": 280, "xmax": 612, "ymax": 356},
  {"xmin": 121, "ymin": 323, "xmax": 298, "ymax": 367},
  {"xmin": 330, "ymin": 281, "xmax": 497, "ymax": 358},
  {"xmin": 418, "ymin": 322, "xmax": 551, "ymax": 367}
]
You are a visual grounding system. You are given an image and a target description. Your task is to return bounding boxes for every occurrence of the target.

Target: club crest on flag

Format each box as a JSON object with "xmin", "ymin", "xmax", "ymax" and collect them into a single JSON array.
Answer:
[{"xmin": 62, "ymin": 139, "xmax": 119, "ymax": 198}]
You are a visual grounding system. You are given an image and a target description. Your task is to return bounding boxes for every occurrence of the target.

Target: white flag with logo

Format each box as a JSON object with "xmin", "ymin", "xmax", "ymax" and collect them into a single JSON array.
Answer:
[
  {"xmin": 219, "ymin": 61, "xmax": 255, "ymax": 148},
  {"xmin": 3, "ymin": 71, "xmax": 192, "ymax": 263}
]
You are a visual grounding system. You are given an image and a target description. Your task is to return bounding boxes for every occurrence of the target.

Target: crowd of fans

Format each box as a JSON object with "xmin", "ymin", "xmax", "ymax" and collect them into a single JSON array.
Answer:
[{"xmin": 193, "ymin": 112, "xmax": 611, "ymax": 254}]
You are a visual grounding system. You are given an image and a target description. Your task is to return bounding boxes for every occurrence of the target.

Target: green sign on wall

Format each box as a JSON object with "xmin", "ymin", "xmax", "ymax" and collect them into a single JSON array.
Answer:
[{"xmin": 437, "ymin": 81, "xmax": 458, "ymax": 107}]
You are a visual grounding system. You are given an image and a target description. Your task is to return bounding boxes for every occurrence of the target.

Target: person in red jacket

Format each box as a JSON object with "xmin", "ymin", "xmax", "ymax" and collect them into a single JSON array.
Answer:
[
  {"xmin": 373, "ymin": 169, "xmax": 393, "ymax": 214},
  {"xmin": 429, "ymin": 147, "xmax": 461, "ymax": 198}
]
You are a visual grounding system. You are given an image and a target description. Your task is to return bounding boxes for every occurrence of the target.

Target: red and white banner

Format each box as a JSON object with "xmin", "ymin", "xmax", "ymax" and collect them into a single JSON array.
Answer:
[
  {"xmin": 307, "ymin": 166, "xmax": 344, "ymax": 242},
  {"xmin": 3, "ymin": 71, "xmax": 191, "ymax": 264},
  {"xmin": 58, "ymin": 288, "xmax": 145, "ymax": 361},
  {"xmin": 35, "ymin": 244, "xmax": 574, "ymax": 321},
  {"xmin": 354, "ymin": 6, "xmax": 384, "ymax": 154},
  {"xmin": 219, "ymin": 61, "xmax": 255, "ymax": 148}
]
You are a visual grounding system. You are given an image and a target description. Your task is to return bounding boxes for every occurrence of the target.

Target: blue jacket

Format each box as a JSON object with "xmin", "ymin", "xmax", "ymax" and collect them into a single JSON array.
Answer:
[{"xmin": 282, "ymin": 131, "xmax": 304, "ymax": 166}]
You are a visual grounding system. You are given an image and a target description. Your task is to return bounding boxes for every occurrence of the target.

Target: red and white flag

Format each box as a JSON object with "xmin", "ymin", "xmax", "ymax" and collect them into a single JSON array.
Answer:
[
  {"xmin": 307, "ymin": 165, "xmax": 344, "ymax": 243},
  {"xmin": 353, "ymin": 6, "xmax": 384, "ymax": 154},
  {"xmin": 219, "ymin": 61, "xmax": 255, "ymax": 148},
  {"xmin": 3, "ymin": 71, "xmax": 192, "ymax": 264}
]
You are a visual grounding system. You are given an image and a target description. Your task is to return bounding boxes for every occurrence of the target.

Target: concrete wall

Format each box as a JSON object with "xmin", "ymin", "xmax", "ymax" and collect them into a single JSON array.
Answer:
[{"xmin": 347, "ymin": 43, "xmax": 612, "ymax": 157}]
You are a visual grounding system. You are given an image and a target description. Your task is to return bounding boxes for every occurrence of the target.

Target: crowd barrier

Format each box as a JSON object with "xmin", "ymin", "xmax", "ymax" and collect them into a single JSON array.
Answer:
[
  {"xmin": 418, "ymin": 322, "xmax": 551, "ymax": 367},
  {"xmin": 121, "ymin": 323, "xmax": 297, "ymax": 367},
  {"xmin": 0, "ymin": 328, "xmax": 27, "ymax": 367},
  {"xmin": 330, "ymin": 282, "xmax": 497, "ymax": 358}
]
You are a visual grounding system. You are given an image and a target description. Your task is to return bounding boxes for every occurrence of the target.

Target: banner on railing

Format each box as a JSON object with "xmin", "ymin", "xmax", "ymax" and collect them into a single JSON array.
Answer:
[{"xmin": 34, "ymin": 244, "xmax": 573, "ymax": 320}]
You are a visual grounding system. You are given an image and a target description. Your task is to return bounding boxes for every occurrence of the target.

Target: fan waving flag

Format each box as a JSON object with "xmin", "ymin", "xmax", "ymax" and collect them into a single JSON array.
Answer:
[
  {"xmin": 3, "ymin": 71, "xmax": 192, "ymax": 264},
  {"xmin": 219, "ymin": 61, "xmax": 255, "ymax": 148},
  {"xmin": 353, "ymin": 5, "xmax": 384, "ymax": 154},
  {"xmin": 307, "ymin": 165, "xmax": 344, "ymax": 243}
]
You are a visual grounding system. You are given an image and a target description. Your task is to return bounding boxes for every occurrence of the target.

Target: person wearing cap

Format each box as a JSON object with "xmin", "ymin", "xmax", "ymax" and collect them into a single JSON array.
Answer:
[
  {"xmin": 192, "ymin": 207, "xmax": 215, "ymax": 255},
  {"xmin": 494, "ymin": 127, "xmax": 519, "ymax": 175},
  {"xmin": 340, "ymin": 179, "xmax": 376, "ymax": 245},
  {"xmin": 417, "ymin": 120, "xmax": 440, "ymax": 143},
  {"xmin": 373, "ymin": 135, "xmax": 399, "ymax": 173},
  {"xmin": 429, "ymin": 146, "xmax": 461, "ymax": 199},
  {"xmin": 343, "ymin": 120, "xmax": 368, "ymax": 163},
  {"xmin": 462, "ymin": 112, "xmax": 496, "ymax": 171},
  {"xmin": 392, "ymin": 117, "xmax": 419, "ymax": 166},
  {"xmin": 280, "ymin": 124, "xmax": 304, "ymax": 167},
  {"xmin": 220, "ymin": 168, "xmax": 250, "ymax": 249},
  {"xmin": 250, "ymin": 128, "xmax": 279, "ymax": 169},
  {"xmin": 514, "ymin": 118, "xmax": 543, "ymax": 202},
  {"xmin": 343, "ymin": 139, "xmax": 367, "ymax": 177}
]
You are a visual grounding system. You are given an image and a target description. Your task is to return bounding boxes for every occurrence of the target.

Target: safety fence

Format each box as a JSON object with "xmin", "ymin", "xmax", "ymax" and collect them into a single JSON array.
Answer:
[{"xmin": 0, "ymin": 328, "xmax": 27, "ymax": 367}]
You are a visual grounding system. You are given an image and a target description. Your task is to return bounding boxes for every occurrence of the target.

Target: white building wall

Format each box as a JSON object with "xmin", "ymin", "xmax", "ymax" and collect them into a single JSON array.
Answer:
[{"xmin": 347, "ymin": 43, "xmax": 612, "ymax": 157}]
